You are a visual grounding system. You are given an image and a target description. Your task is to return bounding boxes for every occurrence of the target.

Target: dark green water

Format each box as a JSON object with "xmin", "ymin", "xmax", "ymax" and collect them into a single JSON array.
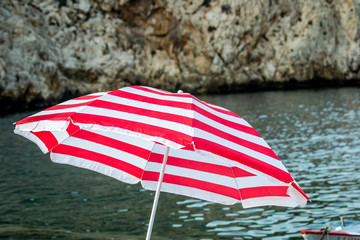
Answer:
[{"xmin": 1, "ymin": 87, "xmax": 360, "ymax": 240}]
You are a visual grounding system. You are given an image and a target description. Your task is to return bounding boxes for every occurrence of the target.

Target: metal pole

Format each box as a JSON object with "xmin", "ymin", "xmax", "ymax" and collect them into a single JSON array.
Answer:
[{"xmin": 145, "ymin": 146, "xmax": 170, "ymax": 240}]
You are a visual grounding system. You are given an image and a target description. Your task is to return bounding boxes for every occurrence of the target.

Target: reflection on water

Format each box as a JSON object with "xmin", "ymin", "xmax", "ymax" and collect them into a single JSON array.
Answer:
[{"xmin": 1, "ymin": 87, "xmax": 360, "ymax": 239}]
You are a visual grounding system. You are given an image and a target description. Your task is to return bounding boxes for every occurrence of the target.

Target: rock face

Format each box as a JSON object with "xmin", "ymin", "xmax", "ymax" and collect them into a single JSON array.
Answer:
[{"xmin": 1, "ymin": 0, "xmax": 360, "ymax": 112}]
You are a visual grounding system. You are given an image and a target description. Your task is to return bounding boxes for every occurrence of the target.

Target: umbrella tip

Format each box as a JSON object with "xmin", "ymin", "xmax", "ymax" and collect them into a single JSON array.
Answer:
[{"xmin": 177, "ymin": 90, "xmax": 184, "ymax": 94}]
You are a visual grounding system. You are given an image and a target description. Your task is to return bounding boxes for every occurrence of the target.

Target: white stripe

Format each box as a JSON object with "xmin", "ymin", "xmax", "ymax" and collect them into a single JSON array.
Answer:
[
  {"xmin": 101, "ymin": 88, "xmax": 259, "ymax": 152},
  {"xmin": 287, "ymin": 183, "xmax": 308, "ymax": 207},
  {"xmin": 43, "ymin": 91, "xmax": 107, "ymax": 108},
  {"xmin": 59, "ymin": 137, "xmax": 148, "ymax": 170},
  {"xmin": 121, "ymin": 87, "xmax": 194, "ymax": 104},
  {"xmin": 241, "ymin": 196, "xmax": 298, "ymax": 208},
  {"xmin": 91, "ymin": 129, "xmax": 155, "ymax": 149},
  {"xmin": 78, "ymin": 106, "xmax": 194, "ymax": 136},
  {"xmin": 51, "ymin": 130, "xmax": 70, "ymax": 145},
  {"xmin": 151, "ymin": 144, "xmax": 289, "ymax": 190},
  {"xmin": 200, "ymin": 100, "xmax": 229, "ymax": 112},
  {"xmin": 16, "ymin": 120, "xmax": 69, "ymax": 132},
  {"xmin": 101, "ymin": 94, "xmax": 194, "ymax": 118},
  {"xmin": 144, "ymin": 162, "xmax": 238, "ymax": 188},
  {"xmin": 229, "ymin": 158, "xmax": 290, "ymax": 184},
  {"xmin": 151, "ymin": 144, "xmax": 231, "ymax": 167},
  {"xmin": 15, "ymin": 121, "xmax": 40, "ymax": 130},
  {"xmin": 194, "ymin": 111, "xmax": 270, "ymax": 148},
  {"xmin": 124, "ymin": 86, "xmax": 252, "ymax": 129},
  {"xmin": 241, "ymin": 196, "xmax": 296, "ymax": 208},
  {"xmin": 16, "ymin": 96, "xmax": 101, "ymax": 119},
  {"xmin": 50, "ymin": 152, "xmax": 140, "ymax": 184},
  {"xmin": 192, "ymin": 98, "xmax": 253, "ymax": 128},
  {"xmin": 84, "ymin": 91, "xmax": 108, "ymax": 96},
  {"xmin": 194, "ymin": 129, "xmax": 287, "ymax": 172},
  {"xmin": 30, "ymin": 106, "xmax": 84, "ymax": 116},
  {"xmin": 139, "ymin": 86, "xmax": 170, "ymax": 94},
  {"xmin": 141, "ymin": 181, "xmax": 238, "ymax": 205},
  {"xmin": 29, "ymin": 91, "xmax": 107, "ymax": 116},
  {"xmin": 14, "ymin": 129, "xmax": 49, "ymax": 153},
  {"xmin": 194, "ymin": 149, "xmax": 291, "ymax": 184},
  {"xmin": 235, "ymin": 176, "xmax": 288, "ymax": 189},
  {"xmin": 57, "ymin": 98, "xmax": 101, "ymax": 106},
  {"xmin": 77, "ymin": 123, "xmax": 185, "ymax": 149}
]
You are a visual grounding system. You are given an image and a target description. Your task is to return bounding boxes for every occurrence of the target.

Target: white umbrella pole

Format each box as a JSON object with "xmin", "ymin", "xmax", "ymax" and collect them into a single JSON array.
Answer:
[{"xmin": 145, "ymin": 146, "xmax": 170, "ymax": 240}]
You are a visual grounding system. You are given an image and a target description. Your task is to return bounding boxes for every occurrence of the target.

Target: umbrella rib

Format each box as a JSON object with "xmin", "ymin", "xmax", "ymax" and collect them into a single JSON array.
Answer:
[
  {"xmin": 139, "ymin": 142, "xmax": 157, "ymax": 182},
  {"xmin": 228, "ymin": 162, "xmax": 243, "ymax": 203}
]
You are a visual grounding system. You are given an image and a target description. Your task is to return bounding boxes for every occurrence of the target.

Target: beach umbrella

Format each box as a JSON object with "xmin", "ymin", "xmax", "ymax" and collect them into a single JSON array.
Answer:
[{"xmin": 14, "ymin": 85, "xmax": 309, "ymax": 239}]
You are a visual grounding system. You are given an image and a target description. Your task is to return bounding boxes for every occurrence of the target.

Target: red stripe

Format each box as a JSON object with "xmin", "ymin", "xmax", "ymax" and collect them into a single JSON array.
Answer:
[
  {"xmin": 130, "ymin": 86, "xmax": 192, "ymax": 98},
  {"xmin": 66, "ymin": 121, "xmax": 80, "ymax": 136},
  {"xmin": 109, "ymin": 90, "xmax": 193, "ymax": 110},
  {"xmin": 133, "ymin": 87, "xmax": 256, "ymax": 136},
  {"xmin": 148, "ymin": 152, "xmax": 248, "ymax": 178},
  {"xmin": 142, "ymin": 171, "xmax": 241, "ymax": 200},
  {"xmin": 16, "ymin": 113, "xmax": 73, "ymax": 125},
  {"xmin": 72, "ymin": 93, "xmax": 107, "ymax": 100},
  {"xmin": 193, "ymin": 105, "xmax": 261, "ymax": 137},
  {"xmin": 193, "ymin": 138, "xmax": 294, "ymax": 183},
  {"xmin": 72, "ymin": 113, "xmax": 193, "ymax": 147},
  {"xmin": 31, "ymin": 131, "xmax": 58, "ymax": 151},
  {"xmin": 44, "ymin": 102, "xmax": 92, "ymax": 111},
  {"xmin": 232, "ymin": 167, "xmax": 256, "ymax": 178},
  {"xmin": 72, "ymin": 130, "xmax": 151, "ymax": 160},
  {"xmin": 88, "ymin": 100, "xmax": 193, "ymax": 126},
  {"xmin": 195, "ymin": 120, "xmax": 278, "ymax": 159},
  {"xmin": 240, "ymin": 186, "xmax": 289, "ymax": 199},
  {"xmin": 199, "ymin": 100, "xmax": 239, "ymax": 118},
  {"xmin": 132, "ymin": 86, "xmax": 240, "ymax": 119},
  {"xmin": 291, "ymin": 182, "xmax": 310, "ymax": 200},
  {"xmin": 52, "ymin": 144, "xmax": 143, "ymax": 178},
  {"xmin": 43, "ymin": 93, "xmax": 107, "ymax": 111},
  {"xmin": 113, "ymin": 88, "xmax": 260, "ymax": 138}
]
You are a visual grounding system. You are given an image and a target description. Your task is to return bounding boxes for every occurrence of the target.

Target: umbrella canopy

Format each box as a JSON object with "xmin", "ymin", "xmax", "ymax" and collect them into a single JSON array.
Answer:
[{"xmin": 14, "ymin": 85, "xmax": 309, "ymax": 238}]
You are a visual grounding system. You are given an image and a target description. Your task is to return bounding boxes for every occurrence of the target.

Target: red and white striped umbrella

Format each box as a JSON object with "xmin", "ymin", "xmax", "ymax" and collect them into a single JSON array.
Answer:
[{"xmin": 14, "ymin": 85, "xmax": 308, "ymax": 239}]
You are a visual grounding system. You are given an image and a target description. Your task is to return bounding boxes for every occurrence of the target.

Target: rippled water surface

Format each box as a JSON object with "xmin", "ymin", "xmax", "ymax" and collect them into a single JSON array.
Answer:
[{"xmin": 1, "ymin": 87, "xmax": 360, "ymax": 239}]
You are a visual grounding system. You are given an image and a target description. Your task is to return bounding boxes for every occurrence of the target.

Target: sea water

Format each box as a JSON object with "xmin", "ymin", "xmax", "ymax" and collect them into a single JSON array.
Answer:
[{"xmin": 1, "ymin": 87, "xmax": 359, "ymax": 239}]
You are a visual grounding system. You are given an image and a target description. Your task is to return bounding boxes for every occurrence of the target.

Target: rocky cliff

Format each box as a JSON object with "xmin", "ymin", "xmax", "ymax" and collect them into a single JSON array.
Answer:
[{"xmin": 1, "ymin": 0, "xmax": 360, "ymax": 113}]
